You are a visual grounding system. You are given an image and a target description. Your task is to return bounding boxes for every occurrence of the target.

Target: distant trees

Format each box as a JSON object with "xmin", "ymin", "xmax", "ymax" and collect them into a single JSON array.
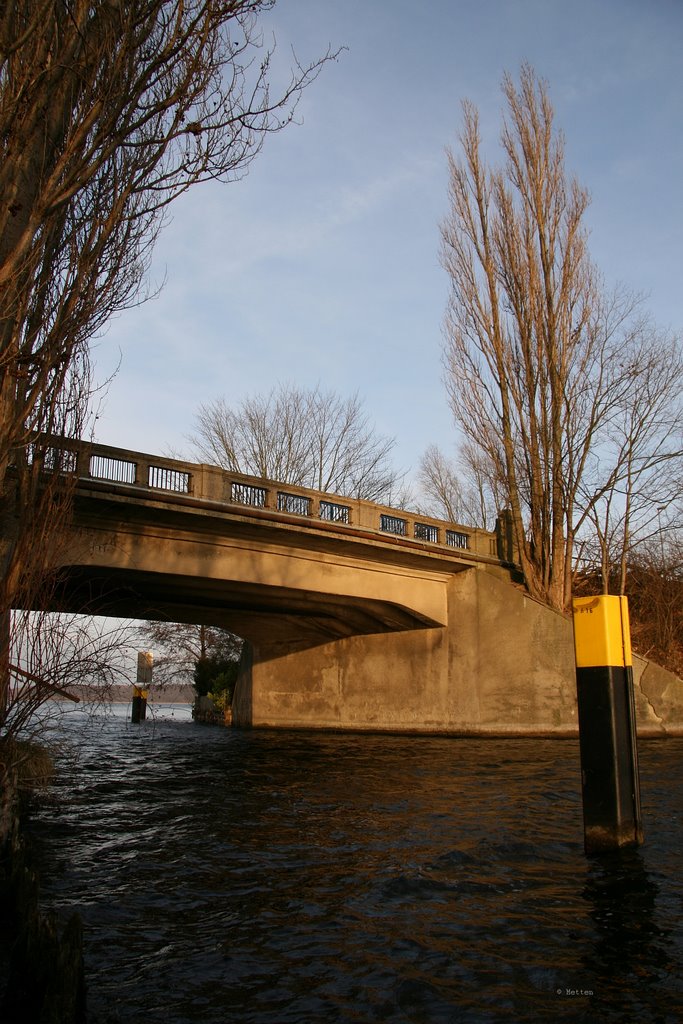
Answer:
[
  {"xmin": 416, "ymin": 443, "xmax": 500, "ymax": 530},
  {"xmin": 137, "ymin": 620, "xmax": 243, "ymax": 709},
  {"xmin": 576, "ymin": 335, "xmax": 683, "ymax": 596},
  {"xmin": 193, "ymin": 655, "xmax": 240, "ymax": 707},
  {"xmin": 190, "ymin": 384, "xmax": 406, "ymax": 503},
  {"xmin": 0, "ymin": 2, "xmax": 335, "ymax": 742},
  {"xmin": 136, "ymin": 621, "xmax": 242, "ymax": 688},
  {"xmin": 574, "ymin": 534, "xmax": 683, "ymax": 679},
  {"xmin": 627, "ymin": 537, "xmax": 682, "ymax": 679},
  {"xmin": 440, "ymin": 64, "xmax": 682, "ymax": 612}
]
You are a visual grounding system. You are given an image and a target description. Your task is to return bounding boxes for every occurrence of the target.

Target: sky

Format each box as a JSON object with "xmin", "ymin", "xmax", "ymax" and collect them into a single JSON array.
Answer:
[{"xmin": 92, "ymin": 0, "xmax": 683, "ymax": 488}]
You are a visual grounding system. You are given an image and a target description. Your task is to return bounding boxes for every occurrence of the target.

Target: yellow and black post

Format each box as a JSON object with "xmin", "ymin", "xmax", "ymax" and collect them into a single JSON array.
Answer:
[
  {"xmin": 131, "ymin": 685, "xmax": 148, "ymax": 723},
  {"xmin": 132, "ymin": 651, "xmax": 153, "ymax": 723},
  {"xmin": 572, "ymin": 595, "xmax": 643, "ymax": 854}
]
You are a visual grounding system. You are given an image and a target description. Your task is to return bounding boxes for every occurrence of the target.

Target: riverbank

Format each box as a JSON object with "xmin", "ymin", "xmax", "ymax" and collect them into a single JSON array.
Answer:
[
  {"xmin": 0, "ymin": 741, "xmax": 86, "ymax": 1024},
  {"xmin": 51, "ymin": 683, "xmax": 195, "ymax": 705}
]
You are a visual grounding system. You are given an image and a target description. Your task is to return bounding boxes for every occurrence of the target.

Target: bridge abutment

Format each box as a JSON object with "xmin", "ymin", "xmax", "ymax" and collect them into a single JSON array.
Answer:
[{"xmin": 232, "ymin": 570, "xmax": 583, "ymax": 734}]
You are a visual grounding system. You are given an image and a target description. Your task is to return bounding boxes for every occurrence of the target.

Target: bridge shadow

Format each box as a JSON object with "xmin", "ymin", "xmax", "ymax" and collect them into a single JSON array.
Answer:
[{"xmin": 48, "ymin": 564, "xmax": 443, "ymax": 657}]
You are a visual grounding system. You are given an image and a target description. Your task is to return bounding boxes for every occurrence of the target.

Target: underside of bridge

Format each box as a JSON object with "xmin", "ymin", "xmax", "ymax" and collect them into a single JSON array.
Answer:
[{"xmin": 49, "ymin": 564, "xmax": 443, "ymax": 654}]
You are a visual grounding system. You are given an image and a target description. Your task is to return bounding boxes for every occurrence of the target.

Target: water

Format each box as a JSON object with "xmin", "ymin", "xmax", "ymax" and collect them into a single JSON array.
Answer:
[{"xmin": 26, "ymin": 707, "xmax": 683, "ymax": 1023}]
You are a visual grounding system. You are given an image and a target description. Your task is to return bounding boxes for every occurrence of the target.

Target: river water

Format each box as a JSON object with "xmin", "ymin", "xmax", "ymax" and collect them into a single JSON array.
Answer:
[{"xmin": 26, "ymin": 706, "xmax": 683, "ymax": 1023}]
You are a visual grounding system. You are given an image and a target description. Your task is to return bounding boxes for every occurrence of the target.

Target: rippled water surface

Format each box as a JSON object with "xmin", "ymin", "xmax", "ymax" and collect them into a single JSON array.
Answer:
[{"xmin": 28, "ymin": 707, "xmax": 683, "ymax": 1023}]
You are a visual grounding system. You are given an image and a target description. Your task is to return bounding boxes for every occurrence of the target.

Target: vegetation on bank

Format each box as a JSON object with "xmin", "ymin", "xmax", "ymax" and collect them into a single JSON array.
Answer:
[
  {"xmin": 1, "ymin": 739, "xmax": 54, "ymax": 794},
  {"xmin": 193, "ymin": 654, "xmax": 240, "ymax": 713}
]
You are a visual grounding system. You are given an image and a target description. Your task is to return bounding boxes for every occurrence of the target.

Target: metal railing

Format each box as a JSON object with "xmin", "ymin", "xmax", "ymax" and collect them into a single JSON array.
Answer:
[
  {"xmin": 231, "ymin": 481, "xmax": 267, "ymax": 507},
  {"xmin": 380, "ymin": 514, "xmax": 407, "ymax": 536},
  {"xmin": 415, "ymin": 522, "xmax": 439, "ymax": 543},
  {"xmin": 90, "ymin": 453, "xmax": 137, "ymax": 485},
  {"xmin": 28, "ymin": 443, "xmax": 78, "ymax": 474},
  {"xmin": 277, "ymin": 492, "xmax": 312, "ymax": 516},
  {"xmin": 320, "ymin": 500, "xmax": 350, "ymax": 524},
  {"xmin": 148, "ymin": 465, "xmax": 190, "ymax": 493}
]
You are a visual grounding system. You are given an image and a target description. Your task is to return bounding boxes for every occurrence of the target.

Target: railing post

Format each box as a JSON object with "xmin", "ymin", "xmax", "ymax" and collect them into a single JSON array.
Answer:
[
  {"xmin": 196, "ymin": 465, "xmax": 226, "ymax": 502},
  {"xmin": 495, "ymin": 508, "xmax": 515, "ymax": 563},
  {"xmin": 74, "ymin": 442, "xmax": 91, "ymax": 479},
  {"xmin": 134, "ymin": 456, "xmax": 149, "ymax": 488}
]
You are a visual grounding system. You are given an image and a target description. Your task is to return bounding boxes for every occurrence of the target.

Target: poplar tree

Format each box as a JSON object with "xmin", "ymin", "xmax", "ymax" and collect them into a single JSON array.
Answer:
[{"xmin": 440, "ymin": 64, "xmax": 682, "ymax": 612}]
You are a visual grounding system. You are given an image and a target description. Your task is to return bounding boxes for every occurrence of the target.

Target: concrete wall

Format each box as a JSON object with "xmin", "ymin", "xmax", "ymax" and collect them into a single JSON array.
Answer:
[
  {"xmin": 233, "ymin": 567, "xmax": 683, "ymax": 736},
  {"xmin": 633, "ymin": 654, "xmax": 683, "ymax": 735}
]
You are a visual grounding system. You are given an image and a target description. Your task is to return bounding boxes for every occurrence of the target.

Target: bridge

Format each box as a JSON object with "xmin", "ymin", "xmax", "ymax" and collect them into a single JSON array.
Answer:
[
  {"xmin": 44, "ymin": 439, "xmax": 512, "ymax": 644},
  {"xmin": 15, "ymin": 439, "xmax": 683, "ymax": 735}
]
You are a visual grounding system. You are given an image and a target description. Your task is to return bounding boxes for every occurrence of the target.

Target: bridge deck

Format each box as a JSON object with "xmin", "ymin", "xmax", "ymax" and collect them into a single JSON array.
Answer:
[
  {"xmin": 14, "ymin": 438, "xmax": 517, "ymax": 651},
  {"xmin": 33, "ymin": 436, "xmax": 509, "ymax": 564}
]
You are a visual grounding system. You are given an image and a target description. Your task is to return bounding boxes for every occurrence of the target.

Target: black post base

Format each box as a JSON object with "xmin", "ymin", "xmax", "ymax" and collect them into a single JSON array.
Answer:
[{"xmin": 576, "ymin": 665, "xmax": 643, "ymax": 854}]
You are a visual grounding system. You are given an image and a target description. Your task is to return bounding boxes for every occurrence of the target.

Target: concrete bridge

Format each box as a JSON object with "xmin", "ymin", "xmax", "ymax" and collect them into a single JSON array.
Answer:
[{"xmin": 21, "ymin": 439, "xmax": 683, "ymax": 735}]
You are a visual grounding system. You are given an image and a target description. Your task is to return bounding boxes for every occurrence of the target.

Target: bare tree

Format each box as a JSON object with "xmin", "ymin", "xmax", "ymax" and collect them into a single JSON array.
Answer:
[
  {"xmin": 191, "ymin": 386, "xmax": 312, "ymax": 484},
  {"xmin": 628, "ymin": 534, "xmax": 683, "ymax": 678},
  {"xmin": 0, "ymin": 606, "xmax": 139, "ymax": 842},
  {"xmin": 416, "ymin": 445, "xmax": 466, "ymax": 523},
  {"xmin": 0, "ymin": 351, "xmax": 95, "ymax": 738},
  {"xmin": 577, "ymin": 329, "xmax": 683, "ymax": 594},
  {"xmin": 574, "ymin": 531, "xmax": 683, "ymax": 679},
  {"xmin": 0, "ymin": 2, "xmax": 336, "ymax": 745},
  {"xmin": 1, "ymin": 2, "xmax": 335, "ymax": 485},
  {"xmin": 440, "ymin": 64, "xmax": 682, "ymax": 612},
  {"xmin": 190, "ymin": 384, "xmax": 405, "ymax": 503},
  {"xmin": 416, "ymin": 442, "xmax": 500, "ymax": 529},
  {"xmin": 6, "ymin": 611, "xmax": 136, "ymax": 739}
]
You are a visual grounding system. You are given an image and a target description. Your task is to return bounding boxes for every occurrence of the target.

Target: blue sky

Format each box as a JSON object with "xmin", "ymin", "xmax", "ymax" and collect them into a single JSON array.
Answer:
[{"xmin": 92, "ymin": 0, "xmax": 683, "ymax": 488}]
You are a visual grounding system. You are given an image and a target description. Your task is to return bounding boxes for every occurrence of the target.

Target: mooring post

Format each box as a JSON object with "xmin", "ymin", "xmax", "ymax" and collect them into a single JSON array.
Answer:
[
  {"xmin": 572, "ymin": 595, "xmax": 643, "ymax": 854},
  {"xmin": 131, "ymin": 685, "xmax": 148, "ymax": 723},
  {"xmin": 132, "ymin": 651, "xmax": 153, "ymax": 723}
]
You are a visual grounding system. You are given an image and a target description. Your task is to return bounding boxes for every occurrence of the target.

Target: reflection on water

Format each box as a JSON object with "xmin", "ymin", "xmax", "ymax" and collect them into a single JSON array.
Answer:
[
  {"xmin": 27, "ymin": 709, "xmax": 683, "ymax": 1023},
  {"xmin": 581, "ymin": 848, "xmax": 669, "ymax": 1015}
]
